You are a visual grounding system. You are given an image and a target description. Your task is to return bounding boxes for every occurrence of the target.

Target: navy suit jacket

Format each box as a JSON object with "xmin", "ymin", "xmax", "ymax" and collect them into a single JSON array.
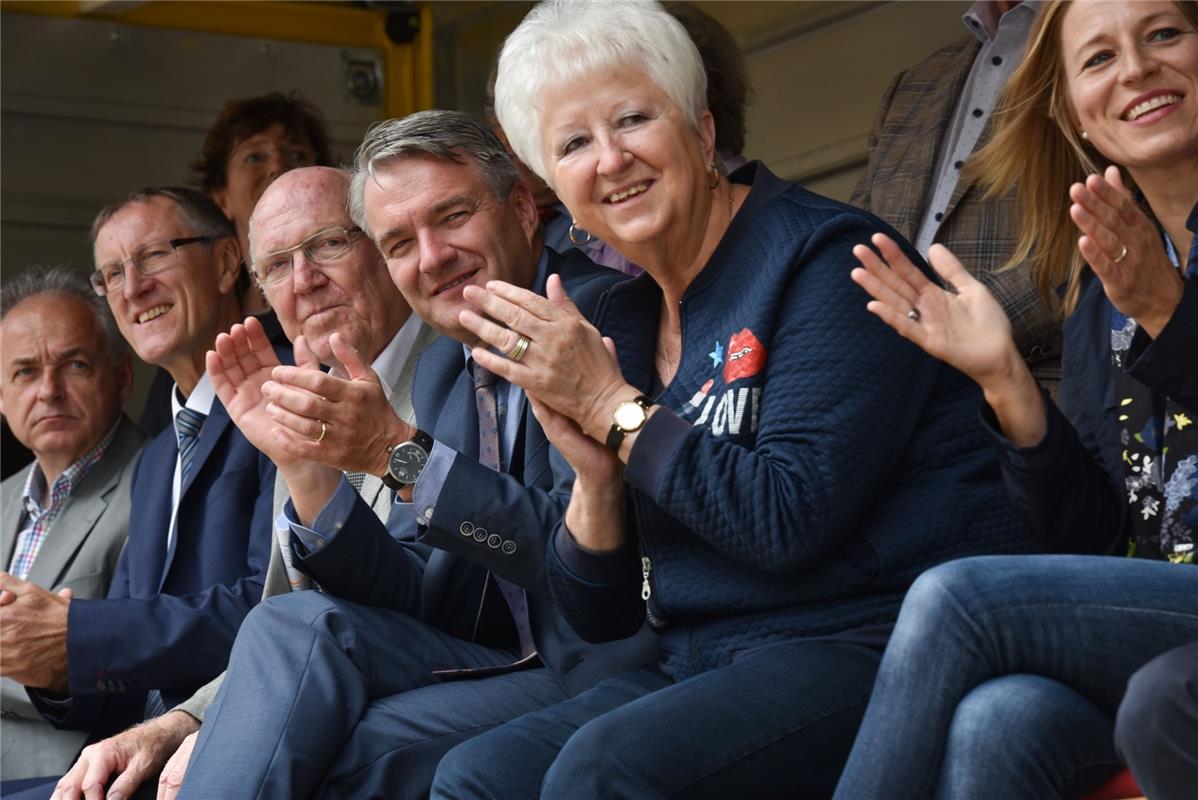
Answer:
[
  {"xmin": 32, "ymin": 391, "xmax": 277, "ymax": 737},
  {"xmin": 296, "ymin": 248, "xmax": 657, "ymax": 695}
]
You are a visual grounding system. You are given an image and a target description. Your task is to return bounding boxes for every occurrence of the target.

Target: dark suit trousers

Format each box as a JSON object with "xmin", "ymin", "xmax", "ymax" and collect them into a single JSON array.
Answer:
[{"xmin": 177, "ymin": 591, "xmax": 570, "ymax": 800}]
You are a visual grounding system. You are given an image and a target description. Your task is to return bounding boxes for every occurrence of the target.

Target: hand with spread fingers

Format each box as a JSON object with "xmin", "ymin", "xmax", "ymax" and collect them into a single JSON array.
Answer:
[
  {"xmin": 459, "ymin": 274, "xmax": 639, "ymax": 445},
  {"xmin": 851, "ymin": 233, "xmax": 1046, "ymax": 447},
  {"xmin": 851, "ymin": 234, "xmax": 1021, "ymax": 387},
  {"xmin": 1069, "ymin": 165, "xmax": 1185, "ymax": 338},
  {"xmin": 263, "ymin": 331, "xmax": 415, "ymax": 477},
  {"xmin": 207, "ymin": 316, "xmax": 341, "ymax": 524},
  {"xmin": 206, "ymin": 316, "xmax": 311, "ymax": 470}
]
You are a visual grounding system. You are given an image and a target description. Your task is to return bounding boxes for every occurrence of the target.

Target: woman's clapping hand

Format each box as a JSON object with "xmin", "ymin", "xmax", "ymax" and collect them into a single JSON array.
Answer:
[{"xmin": 1070, "ymin": 165, "xmax": 1184, "ymax": 339}]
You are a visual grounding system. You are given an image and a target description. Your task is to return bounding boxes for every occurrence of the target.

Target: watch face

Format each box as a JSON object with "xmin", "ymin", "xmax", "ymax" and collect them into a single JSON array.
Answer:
[
  {"xmin": 614, "ymin": 400, "xmax": 647, "ymax": 432},
  {"xmin": 388, "ymin": 442, "xmax": 429, "ymax": 484}
]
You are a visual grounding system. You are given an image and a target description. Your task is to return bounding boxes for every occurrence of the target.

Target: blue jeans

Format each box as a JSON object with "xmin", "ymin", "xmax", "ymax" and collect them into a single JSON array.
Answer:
[
  {"xmin": 432, "ymin": 635, "xmax": 886, "ymax": 799},
  {"xmin": 177, "ymin": 591, "xmax": 570, "ymax": 800},
  {"xmin": 1116, "ymin": 641, "xmax": 1198, "ymax": 800},
  {"xmin": 833, "ymin": 555, "xmax": 1198, "ymax": 800}
]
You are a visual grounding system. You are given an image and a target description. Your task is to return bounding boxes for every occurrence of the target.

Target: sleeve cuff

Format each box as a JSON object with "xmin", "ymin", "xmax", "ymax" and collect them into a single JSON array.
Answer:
[
  {"xmin": 1125, "ymin": 276, "xmax": 1198, "ymax": 395},
  {"xmin": 552, "ymin": 521, "xmax": 637, "ymax": 585},
  {"xmin": 624, "ymin": 407, "xmax": 691, "ymax": 497},
  {"xmin": 978, "ymin": 388, "xmax": 1067, "ymax": 474},
  {"xmin": 284, "ymin": 477, "xmax": 357, "ymax": 552},
  {"xmin": 412, "ymin": 440, "xmax": 455, "ymax": 526}
]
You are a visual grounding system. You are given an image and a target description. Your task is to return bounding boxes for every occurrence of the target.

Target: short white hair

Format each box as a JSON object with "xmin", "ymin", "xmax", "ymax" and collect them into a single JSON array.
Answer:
[{"xmin": 494, "ymin": 0, "xmax": 707, "ymax": 189}]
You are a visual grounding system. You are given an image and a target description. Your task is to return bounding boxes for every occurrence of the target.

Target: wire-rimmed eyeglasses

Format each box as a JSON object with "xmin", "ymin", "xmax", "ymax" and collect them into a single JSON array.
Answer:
[
  {"xmin": 90, "ymin": 237, "xmax": 215, "ymax": 296},
  {"xmin": 252, "ymin": 226, "xmax": 365, "ymax": 287}
]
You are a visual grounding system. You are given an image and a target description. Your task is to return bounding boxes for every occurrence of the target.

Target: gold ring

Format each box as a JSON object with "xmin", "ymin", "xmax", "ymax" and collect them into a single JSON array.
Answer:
[
  {"xmin": 506, "ymin": 334, "xmax": 530, "ymax": 363},
  {"xmin": 1114, "ymin": 243, "xmax": 1128, "ymax": 263},
  {"xmin": 315, "ymin": 420, "xmax": 327, "ymax": 443}
]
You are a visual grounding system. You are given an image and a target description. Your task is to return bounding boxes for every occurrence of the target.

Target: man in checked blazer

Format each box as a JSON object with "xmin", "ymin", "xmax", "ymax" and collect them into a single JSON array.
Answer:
[
  {"xmin": 852, "ymin": 0, "xmax": 1061, "ymax": 388},
  {"xmin": 0, "ymin": 268, "xmax": 143, "ymax": 784}
]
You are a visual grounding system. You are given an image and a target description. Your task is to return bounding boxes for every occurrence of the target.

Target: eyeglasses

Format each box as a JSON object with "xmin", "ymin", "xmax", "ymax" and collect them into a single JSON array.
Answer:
[
  {"xmin": 90, "ymin": 237, "xmax": 215, "ymax": 296},
  {"xmin": 252, "ymin": 226, "xmax": 365, "ymax": 287}
]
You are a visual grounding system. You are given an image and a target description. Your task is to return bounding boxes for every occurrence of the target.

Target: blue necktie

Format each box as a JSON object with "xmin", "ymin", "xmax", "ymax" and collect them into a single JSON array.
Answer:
[
  {"xmin": 472, "ymin": 364, "xmax": 536, "ymax": 658},
  {"xmin": 175, "ymin": 407, "xmax": 207, "ymax": 485}
]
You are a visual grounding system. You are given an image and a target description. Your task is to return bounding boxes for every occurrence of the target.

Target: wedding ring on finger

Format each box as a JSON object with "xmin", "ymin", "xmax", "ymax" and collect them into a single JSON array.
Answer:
[
  {"xmin": 506, "ymin": 334, "xmax": 530, "ymax": 363},
  {"xmin": 1114, "ymin": 243, "xmax": 1128, "ymax": 263},
  {"xmin": 314, "ymin": 420, "xmax": 327, "ymax": 443},
  {"xmin": 906, "ymin": 307, "xmax": 922, "ymax": 322}
]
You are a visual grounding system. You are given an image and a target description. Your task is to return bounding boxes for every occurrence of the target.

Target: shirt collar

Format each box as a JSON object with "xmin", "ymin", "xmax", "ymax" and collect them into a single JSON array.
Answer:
[
  {"xmin": 171, "ymin": 371, "xmax": 216, "ymax": 420},
  {"xmin": 369, "ymin": 313, "xmax": 425, "ymax": 400},
  {"xmin": 964, "ymin": 1, "xmax": 1040, "ymax": 44},
  {"xmin": 21, "ymin": 418, "xmax": 121, "ymax": 513}
]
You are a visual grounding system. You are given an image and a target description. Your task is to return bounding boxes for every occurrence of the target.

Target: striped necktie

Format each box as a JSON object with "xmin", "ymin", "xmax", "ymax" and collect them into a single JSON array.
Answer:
[
  {"xmin": 473, "ymin": 364, "xmax": 536, "ymax": 658},
  {"xmin": 175, "ymin": 407, "xmax": 207, "ymax": 484}
]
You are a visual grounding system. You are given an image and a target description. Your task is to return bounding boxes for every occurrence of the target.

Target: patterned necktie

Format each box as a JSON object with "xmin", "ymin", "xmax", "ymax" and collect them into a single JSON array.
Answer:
[
  {"xmin": 472, "ymin": 363, "xmax": 536, "ymax": 657},
  {"xmin": 175, "ymin": 407, "xmax": 207, "ymax": 485}
]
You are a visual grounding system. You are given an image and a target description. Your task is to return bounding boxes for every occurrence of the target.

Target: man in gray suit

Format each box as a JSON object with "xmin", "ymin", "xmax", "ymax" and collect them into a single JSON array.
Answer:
[
  {"xmin": 42, "ymin": 166, "xmax": 435, "ymax": 800},
  {"xmin": 0, "ymin": 267, "xmax": 143, "ymax": 782}
]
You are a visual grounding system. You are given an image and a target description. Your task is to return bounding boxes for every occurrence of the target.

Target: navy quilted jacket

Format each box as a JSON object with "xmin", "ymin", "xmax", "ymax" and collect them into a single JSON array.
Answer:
[{"xmin": 549, "ymin": 164, "xmax": 1034, "ymax": 679}]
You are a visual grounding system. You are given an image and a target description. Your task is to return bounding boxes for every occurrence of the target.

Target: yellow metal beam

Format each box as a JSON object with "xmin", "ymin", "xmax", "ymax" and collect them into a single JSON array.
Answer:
[{"xmin": 1, "ymin": 0, "xmax": 433, "ymax": 116}]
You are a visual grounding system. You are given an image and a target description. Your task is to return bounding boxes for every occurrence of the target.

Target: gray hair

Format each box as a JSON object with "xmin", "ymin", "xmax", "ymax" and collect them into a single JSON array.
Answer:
[
  {"xmin": 0, "ymin": 265, "xmax": 130, "ymax": 363},
  {"xmin": 348, "ymin": 110, "xmax": 519, "ymax": 238},
  {"xmin": 89, "ymin": 186, "xmax": 235, "ymax": 248},
  {"xmin": 494, "ymin": 0, "xmax": 707, "ymax": 187}
]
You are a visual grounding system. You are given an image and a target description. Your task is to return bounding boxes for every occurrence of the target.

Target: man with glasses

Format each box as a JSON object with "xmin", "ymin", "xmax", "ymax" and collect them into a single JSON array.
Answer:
[
  {"xmin": 40, "ymin": 168, "xmax": 440, "ymax": 800},
  {"xmin": 9, "ymin": 188, "xmax": 277, "ymax": 798}
]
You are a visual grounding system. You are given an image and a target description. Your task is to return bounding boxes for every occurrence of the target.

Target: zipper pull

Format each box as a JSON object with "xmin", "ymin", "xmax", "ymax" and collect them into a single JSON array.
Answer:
[{"xmin": 641, "ymin": 556, "xmax": 652, "ymax": 601}]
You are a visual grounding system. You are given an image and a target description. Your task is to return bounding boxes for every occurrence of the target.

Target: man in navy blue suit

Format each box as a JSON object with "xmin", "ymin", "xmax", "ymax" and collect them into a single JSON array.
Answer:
[
  {"xmin": 177, "ymin": 111, "xmax": 655, "ymax": 799},
  {"xmin": 2, "ymin": 188, "xmax": 276, "ymax": 761}
]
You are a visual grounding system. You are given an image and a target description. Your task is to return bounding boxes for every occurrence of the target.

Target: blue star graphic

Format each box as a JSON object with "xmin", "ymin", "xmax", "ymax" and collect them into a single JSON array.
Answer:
[{"xmin": 708, "ymin": 340, "xmax": 725, "ymax": 368}]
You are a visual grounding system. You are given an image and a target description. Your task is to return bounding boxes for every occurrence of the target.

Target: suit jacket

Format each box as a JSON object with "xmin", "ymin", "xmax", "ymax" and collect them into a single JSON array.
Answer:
[
  {"xmin": 30, "ymin": 392, "xmax": 278, "ymax": 739},
  {"xmin": 173, "ymin": 320, "xmax": 441, "ymax": 723},
  {"xmin": 852, "ymin": 36, "xmax": 1061, "ymax": 386},
  {"xmin": 0, "ymin": 416, "xmax": 144, "ymax": 780},
  {"xmin": 296, "ymin": 249, "xmax": 658, "ymax": 696}
]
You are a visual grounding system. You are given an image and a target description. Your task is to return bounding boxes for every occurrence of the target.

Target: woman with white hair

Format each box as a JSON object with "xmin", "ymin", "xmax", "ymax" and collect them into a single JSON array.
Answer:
[{"xmin": 430, "ymin": 1, "xmax": 1031, "ymax": 796}]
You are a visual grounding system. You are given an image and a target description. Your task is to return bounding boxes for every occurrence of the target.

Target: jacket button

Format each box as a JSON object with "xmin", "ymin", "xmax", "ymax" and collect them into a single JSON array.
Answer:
[
  {"xmin": 487, "ymin": 534, "xmax": 502, "ymax": 549},
  {"xmin": 473, "ymin": 527, "xmax": 488, "ymax": 543},
  {"xmin": 501, "ymin": 540, "xmax": 517, "ymax": 555},
  {"xmin": 460, "ymin": 521, "xmax": 474, "ymax": 537}
]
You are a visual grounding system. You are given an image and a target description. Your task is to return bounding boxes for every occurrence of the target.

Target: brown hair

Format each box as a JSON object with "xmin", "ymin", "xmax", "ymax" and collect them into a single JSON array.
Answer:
[
  {"xmin": 191, "ymin": 92, "xmax": 333, "ymax": 195},
  {"xmin": 971, "ymin": 0, "xmax": 1198, "ymax": 317}
]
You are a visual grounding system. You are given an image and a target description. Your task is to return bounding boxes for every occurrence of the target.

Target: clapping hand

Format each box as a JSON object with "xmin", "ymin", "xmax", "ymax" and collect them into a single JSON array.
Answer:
[{"xmin": 1070, "ymin": 165, "xmax": 1184, "ymax": 338}]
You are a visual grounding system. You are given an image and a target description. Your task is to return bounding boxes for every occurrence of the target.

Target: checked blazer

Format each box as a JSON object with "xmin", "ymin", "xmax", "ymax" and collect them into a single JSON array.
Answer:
[{"xmin": 852, "ymin": 36, "xmax": 1062, "ymax": 387}]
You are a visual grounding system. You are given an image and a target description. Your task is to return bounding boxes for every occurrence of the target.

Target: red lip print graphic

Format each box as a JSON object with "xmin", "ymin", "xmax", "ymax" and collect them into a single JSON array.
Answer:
[{"xmin": 723, "ymin": 328, "xmax": 766, "ymax": 383}]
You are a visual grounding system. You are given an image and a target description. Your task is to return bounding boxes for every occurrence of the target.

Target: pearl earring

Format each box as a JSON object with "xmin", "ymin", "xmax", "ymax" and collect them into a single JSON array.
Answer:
[{"xmin": 1081, "ymin": 131, "xmax": 1089, "ymax": 141}]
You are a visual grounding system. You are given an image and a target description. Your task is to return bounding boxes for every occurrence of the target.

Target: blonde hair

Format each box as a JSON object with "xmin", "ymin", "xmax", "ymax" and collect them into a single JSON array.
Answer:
[{"xmin": 970, "ymin": 0, "xmax": 1198, "ymax": 317}]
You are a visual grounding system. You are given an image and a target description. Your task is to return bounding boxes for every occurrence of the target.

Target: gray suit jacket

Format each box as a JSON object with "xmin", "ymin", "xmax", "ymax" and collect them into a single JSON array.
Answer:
[
  {"xmin": 0, "ymin": 415, "xmax": 145, "ymax": 780},
  {"xmin": 173, "ymin": 320, "xmax": 438, "ymax": 722}
]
